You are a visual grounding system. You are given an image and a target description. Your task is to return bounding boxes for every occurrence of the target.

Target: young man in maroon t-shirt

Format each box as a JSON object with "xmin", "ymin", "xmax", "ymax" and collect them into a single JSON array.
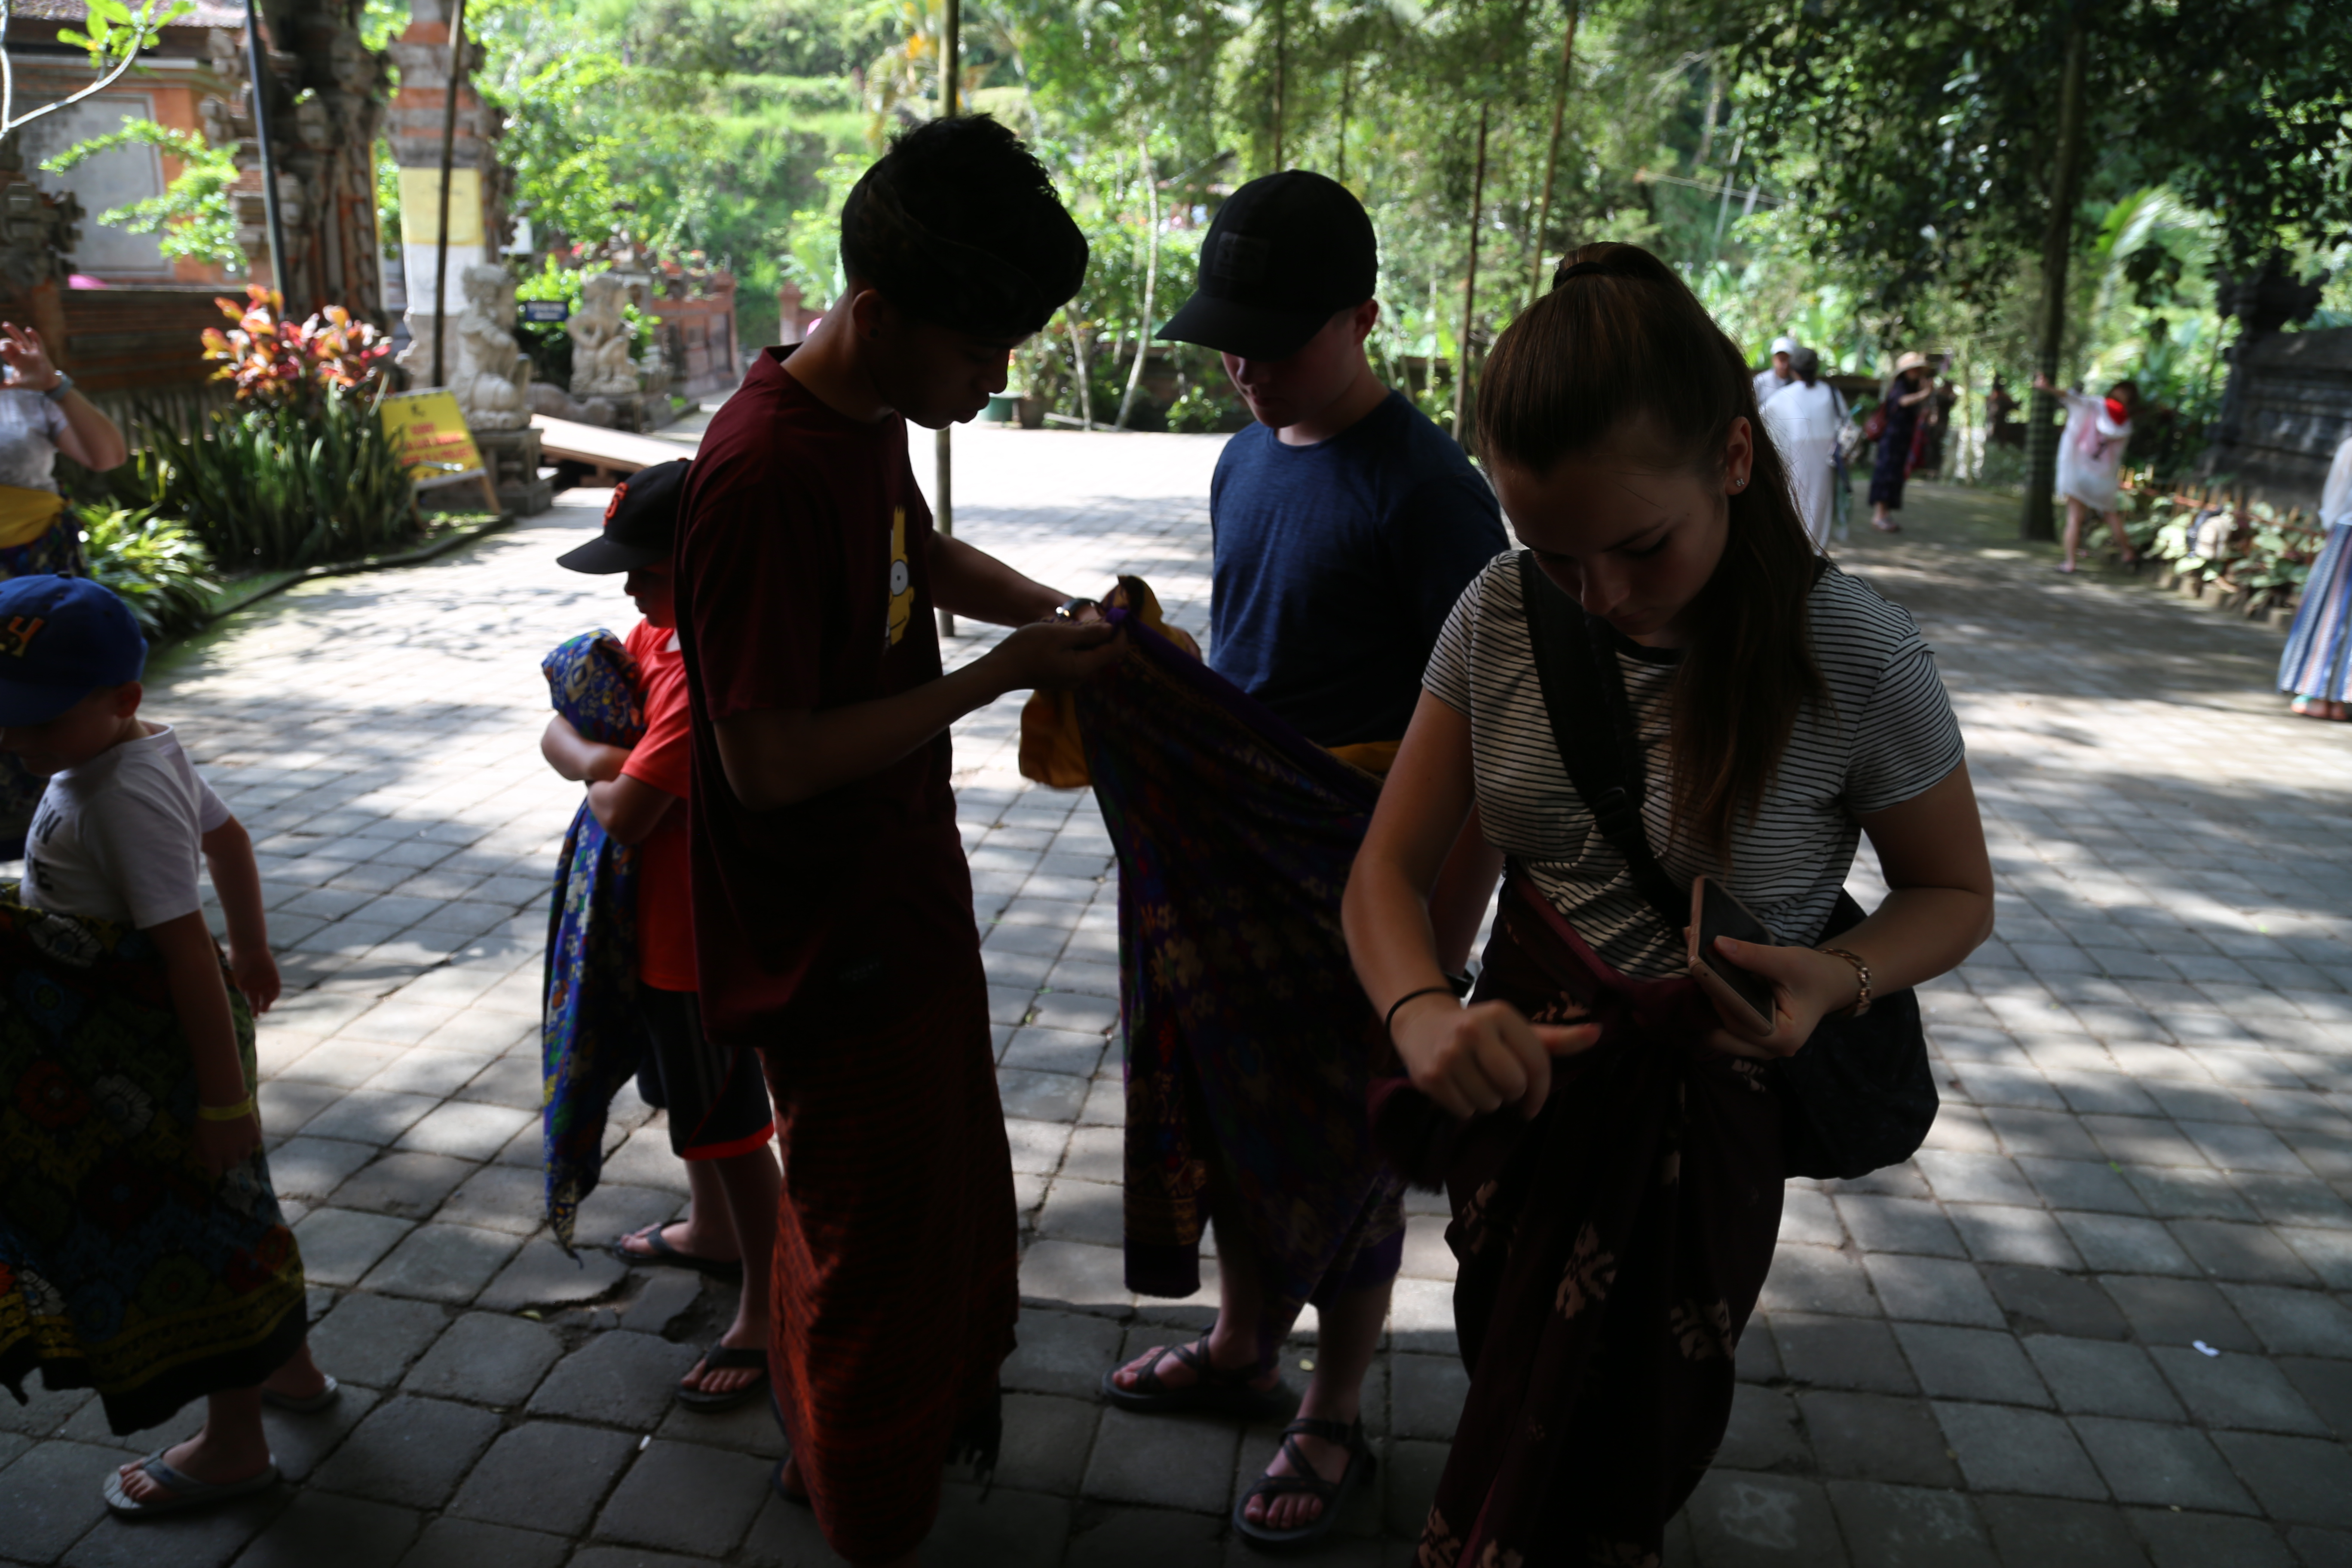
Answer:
[{"xmin": 672, "ymin": 116, "xmax": 1113, "ymax": 1568}]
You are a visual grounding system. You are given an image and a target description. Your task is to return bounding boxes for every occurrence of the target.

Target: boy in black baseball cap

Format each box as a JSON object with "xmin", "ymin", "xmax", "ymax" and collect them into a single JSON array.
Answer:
[
  {"xmin": 1106, "ymin": 172, "xmax": 1510, "ymax": 1549},
  {"xmin": 544, "ymin": 457, "xmax": 783, "ymax": 1418}
]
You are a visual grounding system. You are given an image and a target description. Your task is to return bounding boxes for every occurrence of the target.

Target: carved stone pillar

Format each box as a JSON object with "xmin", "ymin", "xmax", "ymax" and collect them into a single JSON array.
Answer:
[{"xmin": 206, "ymin": 1, "xmax": 389, "ymax": 323}]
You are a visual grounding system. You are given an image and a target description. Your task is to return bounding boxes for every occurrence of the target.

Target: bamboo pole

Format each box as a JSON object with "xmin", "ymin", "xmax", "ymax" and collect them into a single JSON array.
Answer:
[
  {"xmin": 1271, "ymin": 0, "xmax": 1286, "ymax": 171},
  {"xmin": 431, "ymin": 0, "xmax": 469, "ymax": 387},
  {"xmin": 935, "ymin": 0, "xmax": 960, "ymax": 637},
  {"xmin": 2023, "ymin": 15, "xmax": 2087, "ymax": 542},
  {"xmin": 1452, "ymin": 102, "xmax": 1489, "ymax": 446},
  {"xmin": 241, "ymin": 0, "xmax": 290, "ymax": 297},
  {"xmin": 1528, "ymin": 0, "xmax": 1579, "ymax": 304}
]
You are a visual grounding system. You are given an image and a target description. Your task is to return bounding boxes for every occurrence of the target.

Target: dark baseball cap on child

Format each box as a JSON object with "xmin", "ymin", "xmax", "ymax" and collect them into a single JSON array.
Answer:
[
  {"xmin": 0, "ymin": 575, "xmax": 147, "ymax": 726},
  {"xmin": 556, "ymin": 458, "xmax": 691, "ymax": 575},
  {"xmin": 1159, "ymin": 171, "xmax": 1378, "ymax": 362}
]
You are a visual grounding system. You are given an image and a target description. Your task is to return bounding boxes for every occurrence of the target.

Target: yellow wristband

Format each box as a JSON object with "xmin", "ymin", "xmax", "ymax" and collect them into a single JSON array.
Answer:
[{"xmin": 196, "ymin": 1094, "xmax": 257, "ymax": 1123}]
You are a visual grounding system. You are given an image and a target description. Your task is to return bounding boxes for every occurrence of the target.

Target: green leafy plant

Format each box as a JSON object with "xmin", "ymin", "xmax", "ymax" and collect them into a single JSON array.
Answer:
[
  {"xmin": 40, "ymin": 120, "xmax": 242, "ymax": 269},
  {"xmin": 76, "ymin": 505, "xmax": 219, "ymax": 641},
  {"xmin": 136, "ymin": 393, "xmax": 421, "ymax": 572}
]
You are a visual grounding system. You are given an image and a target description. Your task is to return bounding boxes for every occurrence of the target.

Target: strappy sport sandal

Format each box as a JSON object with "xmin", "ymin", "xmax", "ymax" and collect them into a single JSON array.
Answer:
[
  {"xmin": 1231, "ymin": 1416, "xmax": 1375, "ymax": 1553},
  {"xmin": 1098, "ymin": 1336, "xmax": 1289, "ymax": 1419}
]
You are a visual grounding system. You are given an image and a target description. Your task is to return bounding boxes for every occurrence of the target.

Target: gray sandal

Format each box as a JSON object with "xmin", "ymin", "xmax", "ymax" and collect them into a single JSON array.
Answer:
[
  {"xmin": 102, "ymin": 1450, "xmax": 280, "ymax": 1518},
  {"xmin": 261, "ymin": 1372, "xmax": 340, "ymax": 1414},
  {"xmin": 1231, "ymin": 1416, "xmax": 1375, "ymax": 1553},
  {"xmin": 1099, "ymin": 1337, "xmax": 1287, "ymax": 1419}
]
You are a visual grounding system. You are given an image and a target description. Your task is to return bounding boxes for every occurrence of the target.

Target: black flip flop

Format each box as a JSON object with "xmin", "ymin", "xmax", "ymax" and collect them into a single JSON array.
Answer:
[
  {"xmin": 611, "ymin": 1222, "xmax": 741, "ymax": 1278},
  {"xmin": 677, "ymin": 1342, "xmax": 769, "ymax": 1412},
  {"xmin": 1231, "ymin": 1416, "xmax": 1375, "ymax": 1554},
  {"xmin": 1099, "ymin": 1337, "xmax": 1288, "ymax": 1420}
]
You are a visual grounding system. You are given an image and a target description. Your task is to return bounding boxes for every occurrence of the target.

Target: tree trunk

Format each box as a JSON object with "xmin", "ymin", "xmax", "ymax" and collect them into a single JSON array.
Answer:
[
  {"xmin": 1337, "ymin": 57, "xmax": 1352, "ymax": 186},
  {"xmin": 1528, "ymin": 0, "xmax": 1579, "ymax": 303},
  {"xmin": 1453, "ymin": 102, "xmax": 1490, "ymax": 447},
  {"xmin": 2023, "ymin": 17, "xmax": 2087, "ymax": 542},
  {"xmin": 1068, "ymin": 315, "xmax": 1094, "ymax": 429},
  {"xmin": 1117, "ymin": 141, "xmax": 1162, "ymax": 431},
  {"xmin": 1271, "ymin": 0, "xmax": 1286, "ymax": 171}
]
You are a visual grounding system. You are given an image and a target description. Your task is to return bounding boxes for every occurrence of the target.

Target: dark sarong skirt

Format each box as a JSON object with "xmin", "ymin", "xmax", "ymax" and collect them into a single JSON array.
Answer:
[
  {"xmin": 760, "ymin": 956, "xmax": 1017, "ymax": 1564},
  {"xmin": 1073, "ymin": 607, "xmax": 1405, "ymax": 1359},
  {"xmin": 0, "ymin": 894, "xmax": 308, "ymax": 1436},
  {"xmin": 1375, "ymin": 875, "xmax": 1784, "ymax": 1567}
]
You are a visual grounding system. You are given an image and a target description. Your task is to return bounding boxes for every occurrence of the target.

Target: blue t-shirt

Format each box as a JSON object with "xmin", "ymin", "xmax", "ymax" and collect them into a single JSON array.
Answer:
[{"xmin": 1209, "ymin": 389, "xmax": 1507, "ymax": 747}]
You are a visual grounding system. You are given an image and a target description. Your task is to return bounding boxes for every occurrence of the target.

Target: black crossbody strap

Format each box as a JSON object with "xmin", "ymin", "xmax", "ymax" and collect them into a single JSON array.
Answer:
[{"xmin": 1516, "ymin": 551, "xmax": 1690, "ymax": 931}]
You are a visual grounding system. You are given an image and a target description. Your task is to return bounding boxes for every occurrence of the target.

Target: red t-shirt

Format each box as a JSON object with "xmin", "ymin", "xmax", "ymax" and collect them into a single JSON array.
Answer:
[
  {"xmin": 673, "ymin": 348, "xmax": 976, "ymax": 1044},
  {"xmin": 621, "ymin": 617, "xmax": 696, "ymax": 992}
]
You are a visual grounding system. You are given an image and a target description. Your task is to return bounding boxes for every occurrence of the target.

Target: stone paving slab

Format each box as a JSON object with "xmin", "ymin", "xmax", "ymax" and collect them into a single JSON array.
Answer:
[{"xmin": 3, "ymin": 438, "xmax": 2349, "ymax": 1565}]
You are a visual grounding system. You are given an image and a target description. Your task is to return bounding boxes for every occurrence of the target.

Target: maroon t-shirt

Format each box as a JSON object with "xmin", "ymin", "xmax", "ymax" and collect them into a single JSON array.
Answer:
[{"xmin": 673, "ymin": 348, "xmax": 976, "ymax": 1044}]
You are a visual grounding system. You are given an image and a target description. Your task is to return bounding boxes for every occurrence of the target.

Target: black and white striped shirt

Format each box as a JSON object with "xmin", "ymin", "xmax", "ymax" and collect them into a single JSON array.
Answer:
[{"xmin": 1425, "ymin": 555, "xmax": 1966, "ymax": 979}]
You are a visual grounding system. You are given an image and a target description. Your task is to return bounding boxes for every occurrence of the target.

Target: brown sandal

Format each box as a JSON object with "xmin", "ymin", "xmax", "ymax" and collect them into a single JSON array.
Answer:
[{"xmin": 1099, "ymin": 1336, "xmax": 1287, "ymax": 1418}]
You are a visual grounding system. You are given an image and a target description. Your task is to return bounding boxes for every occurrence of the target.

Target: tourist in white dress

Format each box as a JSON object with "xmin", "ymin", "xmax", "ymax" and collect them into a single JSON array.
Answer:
[
  {"xmin": 1761, "ymin": 346, "xmax": 1844, "ymax": 550},
  {"xmin": 2036, "ymin": 372, "xmax": 2139, "ymax": 573}
]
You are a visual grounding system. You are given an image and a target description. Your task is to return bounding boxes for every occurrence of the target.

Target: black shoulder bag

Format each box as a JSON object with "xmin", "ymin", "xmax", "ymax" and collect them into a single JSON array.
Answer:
[{"xmin": 1515, "ymin": 551, "xmax": 1936, "ymax": 1181}]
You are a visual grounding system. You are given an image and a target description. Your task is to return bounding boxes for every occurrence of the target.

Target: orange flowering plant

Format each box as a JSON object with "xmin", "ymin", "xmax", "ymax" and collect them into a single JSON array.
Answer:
[{"xmin": 200, "ymin": 284, "xmax": 392, "ymax": 409}]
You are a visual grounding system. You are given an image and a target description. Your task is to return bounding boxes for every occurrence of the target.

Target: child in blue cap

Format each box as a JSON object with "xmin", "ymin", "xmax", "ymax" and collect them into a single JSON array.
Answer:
[{"xmin": 0, "ymin": 576, "xmax": 332, "ymax": 1519}]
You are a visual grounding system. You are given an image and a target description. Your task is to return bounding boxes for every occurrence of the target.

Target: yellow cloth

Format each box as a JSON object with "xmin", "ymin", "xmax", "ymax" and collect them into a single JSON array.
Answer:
[
  {"xmin": 1017, "ymin": 576, "xmax": 1401, "ymax": 787},
  {"xmin": 1019, "ymin": 576, "xmax": 1200, "ymax": 789},
  {"xmin": 0, "ymin": 485, "xmax": 64, "ymax": 551}
]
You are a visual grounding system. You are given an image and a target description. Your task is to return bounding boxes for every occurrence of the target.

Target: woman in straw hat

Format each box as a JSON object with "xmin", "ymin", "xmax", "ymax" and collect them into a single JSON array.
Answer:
[{"xmin": 1868, "ymin": 351, "xmax": 1935, "ymax": 532}]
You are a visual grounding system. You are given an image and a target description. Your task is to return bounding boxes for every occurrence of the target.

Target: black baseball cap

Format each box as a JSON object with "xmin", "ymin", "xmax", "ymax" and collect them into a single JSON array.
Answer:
[
  {"xmin": 556, "ymin": 459, "xmax": 690, "ymax": 574},
  {"xmin": 1159, "ymin": 171, "xmax": 1378, "ymax": 361}
]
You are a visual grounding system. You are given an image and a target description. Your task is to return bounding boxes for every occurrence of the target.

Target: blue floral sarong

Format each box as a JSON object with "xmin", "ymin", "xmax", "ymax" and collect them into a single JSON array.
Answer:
[
  {"xmin": 540, "ymin": 630, "xmax": 648, "ymax": 1256},
  {"xmin": 0, "ymin": 891, "xmax": 307, "ymax": 1435}
]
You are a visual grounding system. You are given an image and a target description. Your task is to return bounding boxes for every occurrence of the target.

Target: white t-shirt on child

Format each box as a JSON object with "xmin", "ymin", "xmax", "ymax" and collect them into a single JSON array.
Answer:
[{"xmin": 23, "ymin": 724, "xmax": 230, "ymax": 928}]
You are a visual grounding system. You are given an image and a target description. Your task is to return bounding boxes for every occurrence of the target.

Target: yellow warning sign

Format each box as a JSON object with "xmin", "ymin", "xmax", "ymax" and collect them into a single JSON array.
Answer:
[{"xmin": 379, "ymin": 388, "xmax": 487, "ymax": 488}]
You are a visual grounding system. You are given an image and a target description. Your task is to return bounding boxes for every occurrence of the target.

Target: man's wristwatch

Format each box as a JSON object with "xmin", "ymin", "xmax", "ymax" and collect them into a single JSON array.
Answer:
[
  {"xmin": 39, "ymin": 373, "xmax": 71, "ymax": 402},
  {"xmin": 1051, "ymin": 596, "xmax": 1098, "ymax": 623}
]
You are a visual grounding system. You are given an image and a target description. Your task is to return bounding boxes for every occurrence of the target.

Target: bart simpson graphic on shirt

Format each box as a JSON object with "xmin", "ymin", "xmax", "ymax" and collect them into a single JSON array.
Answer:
[{"xmin": 886, "ymin": 506, "xmax": 913, "ymax": 648}]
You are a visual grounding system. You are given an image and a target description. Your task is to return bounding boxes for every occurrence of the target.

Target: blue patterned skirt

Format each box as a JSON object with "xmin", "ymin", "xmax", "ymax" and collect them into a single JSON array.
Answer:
[{"xmin": 2279, "ymin": 524, "xmax": 2352, "ymax": 702}]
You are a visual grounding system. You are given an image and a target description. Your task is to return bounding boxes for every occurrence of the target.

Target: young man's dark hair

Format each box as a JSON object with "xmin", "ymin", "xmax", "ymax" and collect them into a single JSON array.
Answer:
[{"xmin": 840, "ymin": 114, "xmax": 1088, "ymax": 341}]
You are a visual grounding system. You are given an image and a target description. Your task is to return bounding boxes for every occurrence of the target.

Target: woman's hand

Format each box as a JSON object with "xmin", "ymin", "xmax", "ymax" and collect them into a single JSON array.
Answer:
[
  {"xmin": 1390, "ymin": 993, "xmax": 1600, "ymax": 1121},
  {"xmin": 2030, "ymin": 372, "xmax": 2055, "ymax": 395},
  {"xmin": 1689, "ymin": 936, "xmax": 1863, "ymax": 1060},
  {"xmin": 0, "ymin": 321, "xmax": 60, "ymax": 391}
]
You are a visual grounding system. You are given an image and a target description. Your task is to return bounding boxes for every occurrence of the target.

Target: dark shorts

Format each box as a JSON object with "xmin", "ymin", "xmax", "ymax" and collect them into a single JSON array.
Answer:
[{"xmin": 634, "ymin": 986, "xmax": 775, "ymax": 1160}]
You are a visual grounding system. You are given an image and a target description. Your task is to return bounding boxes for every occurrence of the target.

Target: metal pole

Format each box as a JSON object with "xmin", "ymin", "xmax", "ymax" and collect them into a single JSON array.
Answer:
[
  {"xmin": 241, "ymin": 0, "xmax": 288, "ymax": 295},
  {"xmin": 1528, "ymin": 0, "xmax": 1579, "ymax": 304},
  {"xmin": 935, "ymin": 0, "xmax": 959, "ymax": 638},
  {"xmin": 432, "ymin": 0, "xmax": 469, "ymax": 389},
  {"xmin": 2023, "ymin": 15, "xmax": 2086, "ymax": 542},
  {"xmin": 1452, "ymin": 102, "xmax": 1488, "ymax": 447}
]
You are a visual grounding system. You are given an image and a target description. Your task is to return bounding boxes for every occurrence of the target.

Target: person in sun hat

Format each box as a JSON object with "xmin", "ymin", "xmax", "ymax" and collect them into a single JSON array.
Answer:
[
  {"xmin": 1753, "ymin": 333, "xmax": 1802, "ymax": 409},
  {"xmin": 538, "ymin": 457, "xmax": 783, "ymax": 1417},
  {"xmin": 0, "ymin": 575, "xmax": 334, "ymax": 1521},
  {"xmin": 1868, "ymin": 350, "xmax": 1938, "ymax": 532},
  {"xmin": 1081, "ymin": 168, "xmax": 1509, "ymax": 1553}
]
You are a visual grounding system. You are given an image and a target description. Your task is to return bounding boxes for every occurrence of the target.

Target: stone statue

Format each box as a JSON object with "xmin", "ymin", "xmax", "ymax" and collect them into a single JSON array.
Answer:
[
  {"xmin": 453, "ymin": 263, "xmax": 529, "ymax": 431},
  {"xmin": 569, "ymin": 273, "xmax": 639, "ymax": 399}
]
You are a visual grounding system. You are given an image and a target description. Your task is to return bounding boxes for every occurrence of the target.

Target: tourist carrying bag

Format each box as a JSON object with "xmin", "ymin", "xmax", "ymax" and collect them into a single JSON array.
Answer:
[{"xmin": 1516, "ymin": 551, "xmax": 1936, "ymax": 1180}]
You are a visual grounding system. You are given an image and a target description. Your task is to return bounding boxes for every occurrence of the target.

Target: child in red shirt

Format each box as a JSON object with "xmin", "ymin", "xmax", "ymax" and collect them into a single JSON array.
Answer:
[{"xmin": 542, "ymin": 459, "xmax": 778, "ymax": 1412}]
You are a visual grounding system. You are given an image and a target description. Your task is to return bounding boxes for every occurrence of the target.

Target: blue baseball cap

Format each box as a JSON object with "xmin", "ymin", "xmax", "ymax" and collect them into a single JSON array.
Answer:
[{"xmin": 0, "ymin": 576, "xmax": 148, "ymax": 726}]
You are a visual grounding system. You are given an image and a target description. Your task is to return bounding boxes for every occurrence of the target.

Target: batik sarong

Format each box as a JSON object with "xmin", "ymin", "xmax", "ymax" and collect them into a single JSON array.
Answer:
[
  {"xmin": 0, "ymin": 521, "xmax": 87, "ymax": 854},
  {"xmin": 1372, "ymin": 873, "xmax": 1784, "ymax": 1568},
  {"xmin": 761, "ymin": 956, "xmax": 1017, "ymax": 1563},
  {"xmin": 539, "ymin": 629, "xmax": 648, "ymax": 1254},
  {"xmin": 1050, "ymin": 586, "xmax": 1405, "ymax": 1358},
  {"xmin": 0, "ymin": 892, "xmax": 308, "ymax": 1436}
]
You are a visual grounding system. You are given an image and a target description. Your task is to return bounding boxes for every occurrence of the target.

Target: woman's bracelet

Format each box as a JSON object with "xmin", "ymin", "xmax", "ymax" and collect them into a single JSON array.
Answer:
[
  {"xmin": 196, "ymin": 1093, "xmax": 257, "ymax": 1123},
  {"xmin": 1384, "ymin": 984, "xmax": 1460, "ymax": 1039},
  {"xmin": 1817, "ymin": 947, "xmax": 1873, "ymax": 1018}
]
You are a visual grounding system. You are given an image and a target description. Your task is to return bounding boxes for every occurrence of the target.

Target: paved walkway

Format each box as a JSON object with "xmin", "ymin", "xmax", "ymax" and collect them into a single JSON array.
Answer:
[{"xmin": 2, "ymin": 435, "xmax": 2348, "ymax": 1568}]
